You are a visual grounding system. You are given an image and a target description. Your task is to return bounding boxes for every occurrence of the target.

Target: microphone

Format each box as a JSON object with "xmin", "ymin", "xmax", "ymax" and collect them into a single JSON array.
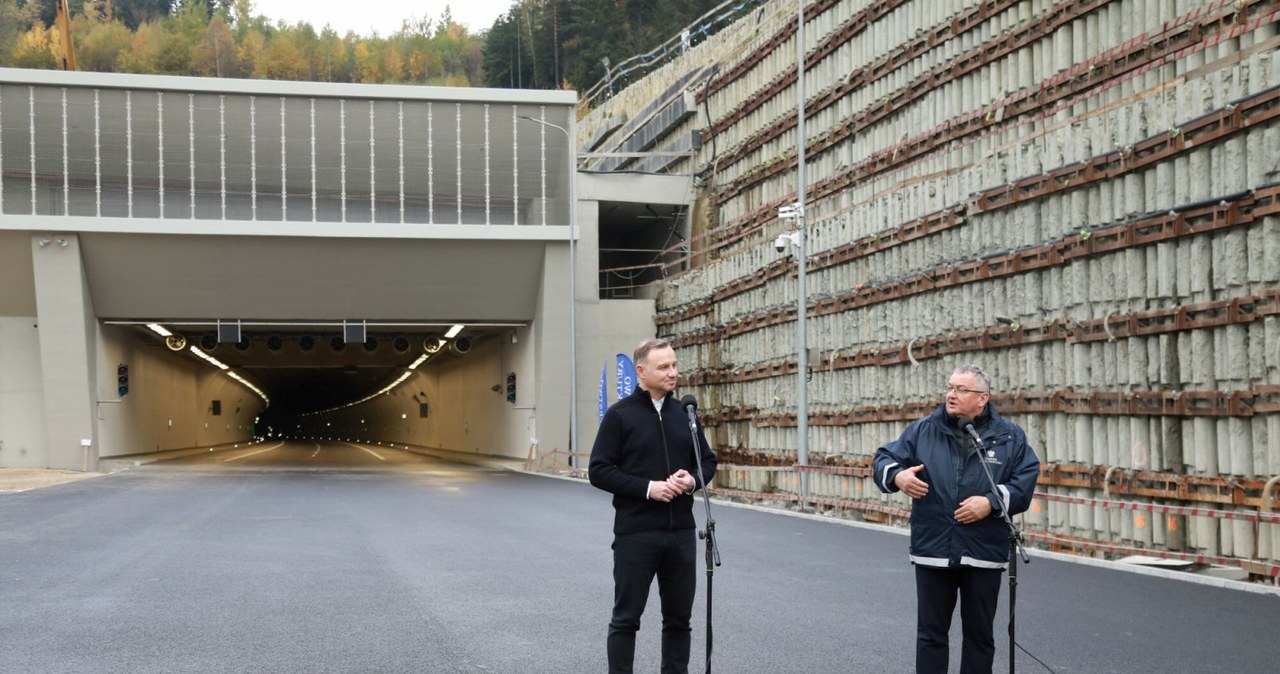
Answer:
[
  {"xmin": 956, "ymin": 416, "xmax": 983, "ymax": 448},
  {"xmin": 680, "ymin": 394, "xmax": 698, "ymax": 415}
]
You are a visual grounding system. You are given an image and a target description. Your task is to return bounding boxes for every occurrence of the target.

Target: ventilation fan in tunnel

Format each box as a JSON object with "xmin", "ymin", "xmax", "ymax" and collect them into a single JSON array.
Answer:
[
  {"xmin": 363, "ymin": 337, "xmax": 379, "ymax": 353},
  {"xmin": 165, "ymin": 334, "xmax": 187, "ymax": 351},
  {"xmin": 330, "ymin": 336, "xmax": 346, "ymax": 353},
  {"xmin": 423, "ymin": 335, "xmax": 444, "ymax": 354},
  {"xmin": 234, "ymin": 337, "xmax": 251, "ymax": 351},
  {"xmin": 298, "ymin": 335, "xmax": 316, "ymax": 352},
  {"xmin": 392, "ymin": 336, "xmax": 411, "ymax": 353},
  {"xmin": 199, "ymin": 334, "xmax": 218, "ymax": 351},
  {"xmin": 266, "ymin": 335, "xmax": 284, "ymax": 352},
  {"xmin": 450, "ymin": 337, "xmax": 472, "ymax": 355}
]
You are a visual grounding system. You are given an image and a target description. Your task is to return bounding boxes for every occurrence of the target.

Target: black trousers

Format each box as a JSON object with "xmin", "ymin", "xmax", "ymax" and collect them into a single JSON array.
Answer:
[
  {"xmin": 607, "ymin": 529, "xmax": 697, "ymax": 674},
  {"xmin": 915, "ymin": 565, "xmax": 1003, "ymax": 674}
]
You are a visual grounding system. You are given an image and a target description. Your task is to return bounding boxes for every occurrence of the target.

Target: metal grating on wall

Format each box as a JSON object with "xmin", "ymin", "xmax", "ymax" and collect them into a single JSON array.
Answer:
[{"xmin": 0, "ymin": 73, "xmax": 574, "ymax": 227}]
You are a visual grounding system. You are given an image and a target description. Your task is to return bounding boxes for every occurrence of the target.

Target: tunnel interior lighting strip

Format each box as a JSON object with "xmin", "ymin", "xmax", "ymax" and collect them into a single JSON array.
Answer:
[
  {"xmin": 444, "ymin": 324, "xmax": 465, "ymax": 339},
  {"xmin": 146, "ymin": 323, "xmax": 172, "ymax": 337},
  {"xmin": 189, "ymin": 346, "xmax": 228, "ymax": 370},
  {"xmin": 226, "ymin": 371, "xmax": 269, "ymax": 406}
]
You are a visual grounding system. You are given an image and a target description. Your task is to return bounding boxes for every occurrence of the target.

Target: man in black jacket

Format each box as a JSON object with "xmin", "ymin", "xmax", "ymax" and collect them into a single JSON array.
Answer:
[{"xmin": 589, "ymin": 338, "xmax": 717, "ymax": 674}]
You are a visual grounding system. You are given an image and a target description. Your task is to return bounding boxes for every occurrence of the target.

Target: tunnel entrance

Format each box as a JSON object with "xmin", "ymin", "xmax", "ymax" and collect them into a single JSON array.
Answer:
[{"xmin": 597, "ymin": 201, "xmax": 689, "ymax": 299}]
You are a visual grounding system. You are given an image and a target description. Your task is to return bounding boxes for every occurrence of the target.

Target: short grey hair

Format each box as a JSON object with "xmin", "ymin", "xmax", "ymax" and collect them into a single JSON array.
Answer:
[
  {"xmin": 952, "ymin": 364, "xmax": 991, "ymax": 393},
  {"xmin": 634, "ymin": 338, "xmax": 673, "ymax": 365}
]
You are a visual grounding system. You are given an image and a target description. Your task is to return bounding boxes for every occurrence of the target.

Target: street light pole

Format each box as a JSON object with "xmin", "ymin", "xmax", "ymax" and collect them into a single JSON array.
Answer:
[
  {"xmin": 519, "ymin": 115, "xmax": 579, "ymax": 463},
  {"xmin": 795, "ymin": 0, "xmax": 809, "ymax": 505}
]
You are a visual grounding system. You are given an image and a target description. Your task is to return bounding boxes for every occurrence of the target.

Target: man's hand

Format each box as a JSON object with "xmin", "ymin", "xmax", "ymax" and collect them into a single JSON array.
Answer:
[
  {"xmin": 667, "ymin": 469, "xmax": 696, "ymax": 494},
  {"xmin": 954, "ymin": 496, "xmax": 993, "ymax": 524},
  {"xmin": 894, "ymin": 464, "xmax": 929, "ymax": 499},
  {"xmin": 648, "ymin": 480, "xmax": 680, "ymax": 502}
]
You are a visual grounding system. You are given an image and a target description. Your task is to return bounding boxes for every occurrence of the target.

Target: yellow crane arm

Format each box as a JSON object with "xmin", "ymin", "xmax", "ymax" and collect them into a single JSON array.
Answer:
[{"xmin": 55, "ymin": 0, "xmax": 77, "ymax": 71}]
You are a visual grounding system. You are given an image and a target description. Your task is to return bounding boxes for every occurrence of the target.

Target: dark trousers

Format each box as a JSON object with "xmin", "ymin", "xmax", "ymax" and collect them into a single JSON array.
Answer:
[
  {"xmin": 607, "ymin": 529, "xmax": 697, "ymax": 674},
  {"xmin": 915, "ymin": 565, "xmax": 1003, "ymax": 674}
]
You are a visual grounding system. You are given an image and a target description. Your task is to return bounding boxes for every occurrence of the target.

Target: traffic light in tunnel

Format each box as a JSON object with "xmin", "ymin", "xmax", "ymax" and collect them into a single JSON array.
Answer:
[
  {"xmin": 117, "ymin": 363, "xmax": 129, "ymax": 396},
  {"xmin": 505, "ymin": 372, "xmax": 516, "ymax": 404}
]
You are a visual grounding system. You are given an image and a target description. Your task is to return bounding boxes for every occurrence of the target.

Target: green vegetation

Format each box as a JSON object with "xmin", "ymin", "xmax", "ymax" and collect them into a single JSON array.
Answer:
[
  {"xmin": 2, "ymin": 0, "xmax": 730, "ymax": 91},
  {"xmin": 1, "ymin": 0, "xmax": 484, "ymax": 86}
]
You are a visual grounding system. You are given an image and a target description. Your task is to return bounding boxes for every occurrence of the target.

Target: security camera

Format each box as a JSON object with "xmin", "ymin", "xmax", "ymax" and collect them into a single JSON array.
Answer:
[{"xmin": 775, "ymin": 234, "xmax": 789, "ymax": 253}]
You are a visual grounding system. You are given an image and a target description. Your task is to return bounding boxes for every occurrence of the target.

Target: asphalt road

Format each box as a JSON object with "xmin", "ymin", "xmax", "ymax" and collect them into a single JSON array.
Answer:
[{"xmin": 1, "ymin": 441, "xmax": 1276, "ymax": 673}]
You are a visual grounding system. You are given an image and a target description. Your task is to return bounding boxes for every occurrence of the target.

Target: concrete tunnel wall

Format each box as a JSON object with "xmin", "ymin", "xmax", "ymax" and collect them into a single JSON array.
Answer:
[
  {"xmin": 94, "ymin": 324, "xmax": 264, "ymax": 463},
  {"xmin": 293, "ymin": 328, "xmax": 541, "ymax": 459}
]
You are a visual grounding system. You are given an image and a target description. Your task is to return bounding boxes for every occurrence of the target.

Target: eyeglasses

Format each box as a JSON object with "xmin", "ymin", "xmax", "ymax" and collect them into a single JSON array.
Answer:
[{"xmin": 945, "ymin": 384, "xmax": 988, "ymax": 396}]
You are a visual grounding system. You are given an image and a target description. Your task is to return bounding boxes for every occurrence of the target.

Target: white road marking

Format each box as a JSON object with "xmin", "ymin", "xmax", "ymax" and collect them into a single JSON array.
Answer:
[
  {"xmin": 343, "ymin": 442, "xmax": 386, "ymax": 461},
  {"xmin": 223, "ymin": 442, "xmax": 285, "ymax": 462}
]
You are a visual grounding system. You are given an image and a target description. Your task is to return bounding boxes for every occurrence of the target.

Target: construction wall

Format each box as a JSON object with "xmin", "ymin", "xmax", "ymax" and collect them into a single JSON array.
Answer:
[{"xmin": 578, "ymin": 0, "xmax": 1280, "ymax": 579}]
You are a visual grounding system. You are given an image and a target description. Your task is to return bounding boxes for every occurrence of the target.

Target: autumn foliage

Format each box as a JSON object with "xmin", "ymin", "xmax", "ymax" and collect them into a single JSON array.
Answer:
[{"xmin": 0, "ymin": 0, "xmax": 485, "ymax": 86}]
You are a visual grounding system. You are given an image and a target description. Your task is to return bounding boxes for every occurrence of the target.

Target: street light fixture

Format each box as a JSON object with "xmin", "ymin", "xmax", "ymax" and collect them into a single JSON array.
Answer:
[
  {"xmin": 794, "ymin": 0, "xmax": 810, "ymax": 506},
  {"xmin": 779, "ymin": 201, "xmax": 808, "ymax": 505},
  {"xmin": 519, "ymin": 114, "xmax": 579, "ymax": 463}
]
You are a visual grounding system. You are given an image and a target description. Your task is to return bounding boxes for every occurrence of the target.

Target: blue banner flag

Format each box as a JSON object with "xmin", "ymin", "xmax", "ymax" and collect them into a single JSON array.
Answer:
[
  {"xmin": 615, "ymin": 353, "xmax": 638, "ymax": 400},
  {"xmin": 598, "ymin": 364, "xmax": 608, "ymax": 422}
]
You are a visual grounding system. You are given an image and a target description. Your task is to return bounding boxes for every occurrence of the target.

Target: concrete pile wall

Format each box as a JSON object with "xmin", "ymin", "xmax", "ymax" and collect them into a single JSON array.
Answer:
[{"xmin": 579, "ymin": 0, "xmax": 1280, "ymax": 577}]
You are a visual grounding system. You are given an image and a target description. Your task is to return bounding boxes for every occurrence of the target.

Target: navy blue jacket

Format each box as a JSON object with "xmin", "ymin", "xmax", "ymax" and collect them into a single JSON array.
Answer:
[
  {"xmin": 589, "ymin": 387, "xmax": 717, "ymax": 535},
  {"xmin": 873, "ymin": 403, "xmax": 1039, "ymax": 568}
]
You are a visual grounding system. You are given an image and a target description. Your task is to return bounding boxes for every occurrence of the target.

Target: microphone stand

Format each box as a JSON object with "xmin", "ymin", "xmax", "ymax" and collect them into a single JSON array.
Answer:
[
  {"xmin": 967, "ymin": 431, "xmax": 1030, "ymax": 674},
  {"xmin": 685, "ymin": 408, "xmax": 720, "ymax": 674}
]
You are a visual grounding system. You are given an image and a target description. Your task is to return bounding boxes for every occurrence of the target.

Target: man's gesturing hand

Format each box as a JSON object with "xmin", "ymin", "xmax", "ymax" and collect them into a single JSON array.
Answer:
[
  {"xmin": 894, "ymin": 464, "xmax": 929, "ymax": 499},
  {"xmin": 648, "ymin": 480, "xmax": 679, "ymax": 502},
  {"xmin": 667, "ymin": 469, "xmax": 696, "ymax": 494},
  {"xmin": 954, "ymin": 495, "xmax": 992, "ymax": 524}
]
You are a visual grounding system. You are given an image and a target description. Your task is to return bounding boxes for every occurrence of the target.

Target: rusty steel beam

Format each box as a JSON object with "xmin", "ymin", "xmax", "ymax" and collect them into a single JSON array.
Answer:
[
  {"xmin": 660, "ymin": 86, "xmax": 1280, "ymax": 326},
  {"xmin": 710, "ymin": 0, "xmax": 1123, "ymax": 207},
  {"xmin": 1023, "ymin": 530, "xmax": 1280, "ymax": 578},
  {"xmin": 718, "ymin": 461, "xmax": 1280, "ymax": 517},
  {"xmin": 707, "ymin": 483, "xmax": 1280, "ymax": 577},
  {"xmin": 661, "ymin": 184, "xmax": 1278, "ymax": 337},
  {"xmin": 700, "ymin": 0, "xmax": 856, "ymax": 101},
  {"xmin": 698, "ymin": 385, "xmax": 1279, "ymax": 431},
  {"xmin": 705, "ymin": 0, "xmax": 1014, "ymax": 139},
  {"xmin": 679, "ymin": 289, "xmax": 1280, "ymax": 380},
  {"xmin": 702, "ymin": 0, "xmax": 1279, "ymax": 254}
]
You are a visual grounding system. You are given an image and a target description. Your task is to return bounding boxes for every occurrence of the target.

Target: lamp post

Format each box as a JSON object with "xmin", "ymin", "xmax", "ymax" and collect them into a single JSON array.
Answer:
[
  {"xmin": 795, "ymin": 0, "xmax": 809, "ymax": 505},
  {"xmin": 519, "ymin": 115, "xmax": 579, "ymax": 463}
]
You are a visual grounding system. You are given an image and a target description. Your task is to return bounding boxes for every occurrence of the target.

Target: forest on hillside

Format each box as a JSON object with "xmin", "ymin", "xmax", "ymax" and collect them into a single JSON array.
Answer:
[
  {"xmin": 1, "ymin": 0, "xmax": 485, "ymax": 86},
  {"xmin": 0, "ymin": 0, "xmax": 750, "ymax": 93}
]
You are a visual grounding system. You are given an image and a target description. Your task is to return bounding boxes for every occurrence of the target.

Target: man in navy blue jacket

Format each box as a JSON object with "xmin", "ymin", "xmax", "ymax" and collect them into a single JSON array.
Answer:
[
  {"xmin": 589, "ymin": 338, "xmax": 717, "ymax": 674},
  {"xmin": 873, "ymin": 365, "xmax": 1039, "ymax": 674}
]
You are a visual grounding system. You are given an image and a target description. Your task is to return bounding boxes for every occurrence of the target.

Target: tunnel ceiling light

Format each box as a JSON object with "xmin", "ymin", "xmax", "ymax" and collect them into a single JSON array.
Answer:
[
  {"xmin": 146, "ymin": 323, "xmax": 173, "ymax": 337},
  {"xmin": 226, "ymin": 371, "xmax": 269, "ymax": 406},
  {"xmin": 190, "ymin": 346, "xmax": 229, "ymax": 370},
  {"xmin": 445, "ymin": 324, "xmax": 465, "ymax": 339},
  {"xmin": 408, "ymin": 354, "xmax": 428, "ymax": 370}
]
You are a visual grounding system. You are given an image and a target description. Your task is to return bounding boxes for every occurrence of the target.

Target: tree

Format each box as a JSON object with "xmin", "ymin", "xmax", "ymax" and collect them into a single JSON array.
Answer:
[
  {"xmin": 74, "ymin": 11, "xmax": 132, "ymax": 71},
  {"xmin": 313, "ymin": 27, "xmax": 350, "ymax": 82},
  {"xmin": 10, "ymin": 23, "xmax": 58, "ymax": 69},
  {"xmin": 0, "ymin": 0, "xmax": 40, "ymax": 65},
  {"xmin": 481, "ymin": 10, "xmax": 516, "ymax": 88},
  {"xmin": 190, "ymin": 12, "xmax": 235, "ymax": 76},
  {"xmin": 113, "ymin": 0, "xmax": 174, "ymax": 30},
  {"xmin": 255, "ymin": 29, "xmax": 307, "ymax": 80},
  {"xmin": 564, "ymin": 0, "xmax": 628, "ymax": 91}
]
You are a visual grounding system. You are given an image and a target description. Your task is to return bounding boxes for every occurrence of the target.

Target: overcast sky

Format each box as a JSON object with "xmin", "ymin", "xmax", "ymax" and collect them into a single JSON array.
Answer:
[{"xmin": 249, "ymin": 0, "xmax": 511, "ymax": 36}]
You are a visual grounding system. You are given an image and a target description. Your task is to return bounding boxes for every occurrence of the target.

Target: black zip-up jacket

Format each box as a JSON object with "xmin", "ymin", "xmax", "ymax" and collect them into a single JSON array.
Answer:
[{"xmin": 589, "ymin": 386, "xmax": 717, "ymax": 535}]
